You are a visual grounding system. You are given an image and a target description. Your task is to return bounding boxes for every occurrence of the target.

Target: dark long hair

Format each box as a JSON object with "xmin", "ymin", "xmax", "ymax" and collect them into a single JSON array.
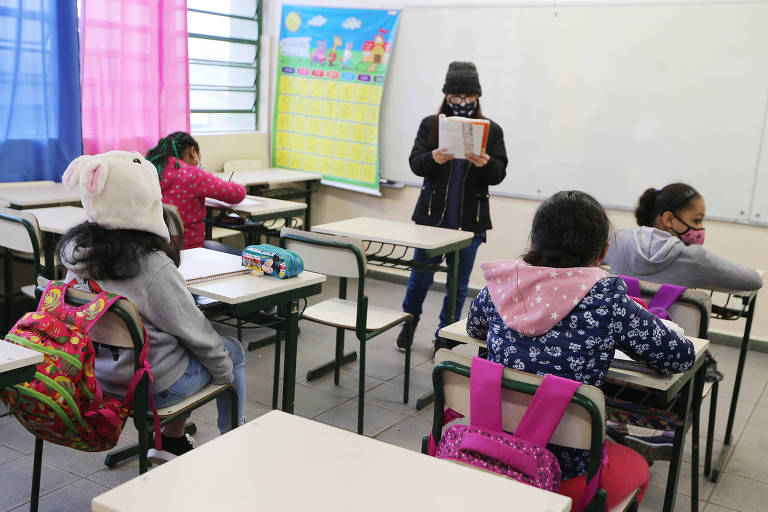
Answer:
[
  {"xmin": 146, "ymin": 131, "xmax": 199, "ymax": 179},
  {"xmin": 523, "ymin": 191, "xmax": 611, "ymax": 268},
  {"xmin": 57, "ymin": 222, "xmax": 180, "ymax": 281},
  {"xmin": 635, "ymin": 183, "xmax": 700, "ymax": 227},
  {"xmin": 427, "ymin": 98, "xmax": 485, "ymax": 148}
]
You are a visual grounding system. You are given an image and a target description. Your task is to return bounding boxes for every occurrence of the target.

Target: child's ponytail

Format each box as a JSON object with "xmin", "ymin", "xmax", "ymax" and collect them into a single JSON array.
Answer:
[
  {"xmin": 635, "ymin": 187, "xmax": 659, "ymax": 227},
  {"xmin": 146, "ymin": 132, "xmax": 199, "ymax": 178}
]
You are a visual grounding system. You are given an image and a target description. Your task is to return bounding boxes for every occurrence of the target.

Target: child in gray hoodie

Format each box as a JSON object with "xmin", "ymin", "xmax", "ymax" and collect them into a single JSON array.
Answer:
[
  {"xmin": 605, "ymin": 183, "xmax": 762, "ymax": 291},
  {"xmin": 59, "ymin": 151, "xmax": 246, "ymax": 463}
]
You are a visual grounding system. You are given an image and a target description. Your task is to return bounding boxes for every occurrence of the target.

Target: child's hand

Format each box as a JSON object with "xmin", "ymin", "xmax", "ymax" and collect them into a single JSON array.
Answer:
[
  {"xmin": 467, "ymin": 152, "xmax": 490, "ymax": 167},
  {"xmin": 432, "ymin": 148, "xmax": 454, "ymax": 164}
]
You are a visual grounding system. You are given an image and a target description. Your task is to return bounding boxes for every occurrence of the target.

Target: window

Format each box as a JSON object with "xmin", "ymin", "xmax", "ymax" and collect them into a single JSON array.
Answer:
[{"xmin": 187, "ymin": 0, "xmax": 261, "ymax": 132}]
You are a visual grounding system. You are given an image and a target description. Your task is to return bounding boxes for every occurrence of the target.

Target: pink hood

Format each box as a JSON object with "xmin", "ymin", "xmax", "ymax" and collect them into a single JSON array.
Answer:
[{"xmin": 480, "ymin": 259, "xmax": 610, "ymax": 336}]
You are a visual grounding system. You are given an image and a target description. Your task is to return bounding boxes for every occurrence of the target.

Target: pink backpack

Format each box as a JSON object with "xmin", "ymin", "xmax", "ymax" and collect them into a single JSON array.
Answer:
[
  {"xmin": 428, "ymin": 357, "xmax": 604, "ymax": 511},
  {"xmin": 0, "ymin": 280, "xmax": 160, "ymax": 452}
]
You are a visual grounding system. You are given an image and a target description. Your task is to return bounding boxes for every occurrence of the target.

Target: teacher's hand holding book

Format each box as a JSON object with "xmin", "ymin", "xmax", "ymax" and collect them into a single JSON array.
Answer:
[
  {"xmin": 466, "ymin": 152, "xmax": 490, "ymax": 167},
  {"xmin": 432, "ymin": 148, "xmax": 455, "ymax": 164}
]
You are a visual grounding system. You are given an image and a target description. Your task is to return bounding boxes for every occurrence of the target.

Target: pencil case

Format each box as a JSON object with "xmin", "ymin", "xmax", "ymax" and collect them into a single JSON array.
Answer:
[{"xmin": 241, "ymin": 244, "xmax": 303, "ymax": 278}]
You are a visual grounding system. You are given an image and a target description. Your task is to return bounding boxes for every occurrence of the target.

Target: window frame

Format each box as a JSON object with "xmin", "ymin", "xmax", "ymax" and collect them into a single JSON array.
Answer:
[{"xmin": 187, "ymin": 1, "xmax": 261, "ymax": 132}]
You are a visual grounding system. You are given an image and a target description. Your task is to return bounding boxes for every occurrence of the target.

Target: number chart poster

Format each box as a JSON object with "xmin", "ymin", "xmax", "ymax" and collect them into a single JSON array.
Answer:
[{"xmin": 273, "ymin": 6, "xmax": 400, "ymax": 194}]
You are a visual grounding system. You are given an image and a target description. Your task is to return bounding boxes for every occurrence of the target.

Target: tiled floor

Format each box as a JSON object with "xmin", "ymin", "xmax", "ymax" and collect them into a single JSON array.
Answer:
[{"xmin": 1, "ymin": 277, "xmax": 767, "ymax": 511}]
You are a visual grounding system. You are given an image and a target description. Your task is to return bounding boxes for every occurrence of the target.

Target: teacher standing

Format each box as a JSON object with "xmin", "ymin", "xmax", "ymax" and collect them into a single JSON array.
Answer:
[{"xmin": 396, "ymin": 61, "xmax": 508, "ymax": 354}]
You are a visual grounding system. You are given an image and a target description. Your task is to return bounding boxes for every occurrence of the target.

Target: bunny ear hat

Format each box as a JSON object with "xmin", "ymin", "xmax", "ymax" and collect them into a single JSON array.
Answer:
[{"xmin": 62, "ymin": 150, "xmax": 170, "ymax": 241}]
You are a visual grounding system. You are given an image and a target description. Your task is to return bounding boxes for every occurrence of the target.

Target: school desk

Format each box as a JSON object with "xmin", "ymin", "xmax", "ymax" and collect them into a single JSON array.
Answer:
[
  {"xmin": 90, "ymin": 410, "xmax": 573, "ymax": 512},
  {"xmin": 179, "ymin": 248, "xmax": 326, "ymax": 413},
  {"xmin": 0, "ymin": 183, "xmax": 81, "ymax": 209},
  {"xmin": 702, "ymin": 271, "xmax": 764, "ymax": 483},
  {"xmin": 24, "ymin": 206, "xmax": 86, "ymax": 278},
  {"xmin": 228, "ymin": 168, "xmax": 322, "ymax": 227},
  {"xmin": 0, "ymin": 342, "xmax": 43, "ymax": 391},
  {"xmin": 438, "ymin": 318, "xmax": 709, "ymax": 512},
  {"xmin": 310, "ymin": 216, "xmax": 473, "ymax": 403},
  {"xmin": 204, "ymin": 195, "xmax": 308, "ymax": 245}
]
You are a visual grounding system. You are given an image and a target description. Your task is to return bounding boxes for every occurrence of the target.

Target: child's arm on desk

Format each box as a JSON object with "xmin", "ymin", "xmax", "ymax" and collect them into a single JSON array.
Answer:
[{"xmin": 612, "ymin": 288, "xmax": 695, "ymax": 374}]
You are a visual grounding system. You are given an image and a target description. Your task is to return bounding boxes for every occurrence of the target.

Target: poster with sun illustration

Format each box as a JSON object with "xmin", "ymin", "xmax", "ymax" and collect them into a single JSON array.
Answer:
[{"xmin": 273, "ymin": 6, "xmax": 401, "ymax": 194}]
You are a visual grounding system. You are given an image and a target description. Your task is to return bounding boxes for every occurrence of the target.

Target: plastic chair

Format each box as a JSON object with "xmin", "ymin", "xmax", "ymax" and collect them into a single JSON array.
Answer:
[
  {"xmin": 0, "ymin": 208, "xmax": 43, "ymax": 333},
  {"xmin": 281, "ymin": 227, "xmax": 413, "ymax": 434},
  {"xmin": 427, "ymin": 349, "xmax": 639, "ymax": 512},
  {"xmin": 25, "ymin": 278, "xmax": 238, "ymax": 511}
]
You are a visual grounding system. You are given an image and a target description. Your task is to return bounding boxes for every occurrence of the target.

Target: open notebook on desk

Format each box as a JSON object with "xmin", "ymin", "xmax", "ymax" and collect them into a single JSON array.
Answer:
[
  {"xmin": 205, "ymin": 196, "xmax": 266, "ymax": 210},
  {"xmin": 179, "ymin": 248, "xmax": 250, "ymax": 285}
]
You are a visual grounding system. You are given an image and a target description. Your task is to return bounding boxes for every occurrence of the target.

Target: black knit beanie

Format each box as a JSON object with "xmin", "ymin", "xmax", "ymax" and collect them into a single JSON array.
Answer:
[{"xmin": 442, "ymin": 61, "xmax": 482, "ymax": 96}]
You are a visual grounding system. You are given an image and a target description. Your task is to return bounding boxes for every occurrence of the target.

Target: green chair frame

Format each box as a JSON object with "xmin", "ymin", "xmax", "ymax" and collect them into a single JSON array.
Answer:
[
  {"xmin": 425, "ymin": 355, "xmax": 639, "ymax": 512},
  {"xmin": 26, "ymin": 282, "xmax": 238, "ymax": 512},
  {"xmin": 0, "ymin": 209, "xmax": 42, "ymax": 334},
  {"xmin": 281, "ymin": 227, "xmax": 413, "ymax": 434}
]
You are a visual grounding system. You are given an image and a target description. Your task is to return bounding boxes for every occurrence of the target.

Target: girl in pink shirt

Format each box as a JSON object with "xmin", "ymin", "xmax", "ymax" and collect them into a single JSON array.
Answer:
[{"xmin": 147, "ymin": 132, "xmax": 246, "ymax": 249}]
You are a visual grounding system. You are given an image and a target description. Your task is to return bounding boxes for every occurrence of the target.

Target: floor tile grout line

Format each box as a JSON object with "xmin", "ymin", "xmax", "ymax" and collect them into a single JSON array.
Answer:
[{"xmin": 717, "ymin": 373, "xmax": 768, "ymax": 480}]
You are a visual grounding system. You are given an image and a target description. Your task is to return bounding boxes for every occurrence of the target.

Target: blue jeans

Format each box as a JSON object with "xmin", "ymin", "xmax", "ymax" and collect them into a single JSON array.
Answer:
[
  {"xmin": 402, "ymin": 233, "xmax": 483, "ymax": 339},
  {"xmin": 152, "ymin": 336, "xmax": 247, "ymax": 434}
]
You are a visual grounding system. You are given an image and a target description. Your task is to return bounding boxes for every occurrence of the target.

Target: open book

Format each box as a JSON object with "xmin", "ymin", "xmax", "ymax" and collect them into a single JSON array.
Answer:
[
  {"xmin": 179, "ymin": 248, "xmax": 250, "ymax": 285},
  {"xmin": 438, "ymin": 114, "xmax": 490, "ymax": 159}
]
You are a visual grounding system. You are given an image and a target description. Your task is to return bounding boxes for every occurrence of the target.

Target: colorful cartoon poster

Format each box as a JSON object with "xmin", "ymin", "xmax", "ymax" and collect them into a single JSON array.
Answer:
[{"xmin": 273, "ymin": 6, "xmax": 400, "ymax": 194}]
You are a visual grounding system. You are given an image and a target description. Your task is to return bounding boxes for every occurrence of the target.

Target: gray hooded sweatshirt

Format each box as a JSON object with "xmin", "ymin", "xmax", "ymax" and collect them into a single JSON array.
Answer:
[
  {"xmin": 604, "ymin": 227, "xmax": 763, "ymax": 292},
  {"xmin": 61, "ymin": 242, "xmax": 234, "ymax": 397}
]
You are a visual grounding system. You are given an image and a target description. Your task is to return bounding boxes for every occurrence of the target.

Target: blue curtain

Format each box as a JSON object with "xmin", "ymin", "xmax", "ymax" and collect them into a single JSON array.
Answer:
[{"xmin": 0, "ymin": 0, "xmax": 82, "ymax": 182}]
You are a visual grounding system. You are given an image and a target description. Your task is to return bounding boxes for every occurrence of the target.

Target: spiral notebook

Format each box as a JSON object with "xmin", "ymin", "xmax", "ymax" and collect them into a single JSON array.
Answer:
[
  {"xmin": 179, "ymin": 248, "xmax": 250, "ymax": 285},
  {"xmin": 611, "ymin": 350, "xmax": 664, "ymax": 375}
]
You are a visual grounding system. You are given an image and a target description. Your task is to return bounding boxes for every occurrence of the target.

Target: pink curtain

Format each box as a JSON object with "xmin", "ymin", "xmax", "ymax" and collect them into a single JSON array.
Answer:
[{"xmin": 80, "ymin": 0, "xmax": 190, "ymax": 155}]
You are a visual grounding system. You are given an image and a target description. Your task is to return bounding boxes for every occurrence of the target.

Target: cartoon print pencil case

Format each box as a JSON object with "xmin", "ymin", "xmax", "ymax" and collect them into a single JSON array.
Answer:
[{"xmin": 242, "ymin": 244, "xmax": 304, "ymax": 278}]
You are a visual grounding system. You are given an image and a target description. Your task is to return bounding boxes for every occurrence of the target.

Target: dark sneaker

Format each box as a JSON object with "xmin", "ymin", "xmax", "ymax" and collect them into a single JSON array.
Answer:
[
  {"xmin": 704, "ymin": 350, "xmax": 724, "ymax": 382},
  {"xmin": 395, "ymin": 322, "xmax": 416, "ymax": 353},
  {"xmin": 147, "ymin": 433, "xmax": 196, "ymax": 464}
]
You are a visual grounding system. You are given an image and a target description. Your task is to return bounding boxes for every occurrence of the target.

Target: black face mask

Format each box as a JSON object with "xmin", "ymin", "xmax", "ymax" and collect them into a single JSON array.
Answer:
[{"xmin": 449, "ymin": 101, "xmax": 477, "ymax": 118}]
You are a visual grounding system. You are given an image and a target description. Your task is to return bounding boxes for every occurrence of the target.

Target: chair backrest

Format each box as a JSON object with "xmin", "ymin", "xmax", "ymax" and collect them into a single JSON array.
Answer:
[
  {"xmin": 223, "ymin": 159, "xmax": 263, "ymax": 173},
  {"xmin": 635, "ymin": 280, "xmax": 711, "ymax": 337},
  {"xmin": 162, "ymin": 203, "xmax": 185, "ymax": 248},
  {"xmin": 281, "ymin": 227, "xmax": 366, "ymax": 279},
  {"xmin": 0, "ymin": 207, "xmax": 42, "ymax": 255},
  {"xmin": 433, "ymin": 349, "xmax": 606, "ymax": 452}
]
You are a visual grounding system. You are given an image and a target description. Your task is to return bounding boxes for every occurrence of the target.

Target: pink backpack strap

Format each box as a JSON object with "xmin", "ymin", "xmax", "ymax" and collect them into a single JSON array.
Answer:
[
  {"xmin": 469, "ymin": 356, "xmax": 504, "ymax": 430},
  {"xmin": 647, "ymin": 284, "xmax": 686, "ymax": 320},
  {"xmin": 574, "ymin": 442, "xmax": 609, "ymax": 512},
  {"xmin": 619, "ymin": 275, "xmax": 642, "ymax": 298},
  {"xmin": 512, "ymin": 374, "xmax": 581, "ymax": 447},
  {"xmin": 121, "ymin": 323, "xmax": 162, "ymax": 451}
]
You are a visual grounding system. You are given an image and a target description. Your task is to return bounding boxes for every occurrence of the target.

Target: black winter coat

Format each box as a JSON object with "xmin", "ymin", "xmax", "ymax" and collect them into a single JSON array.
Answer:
[{"xmin": 409, "ymin": 115, "xmax": 507, "ymax": 232}]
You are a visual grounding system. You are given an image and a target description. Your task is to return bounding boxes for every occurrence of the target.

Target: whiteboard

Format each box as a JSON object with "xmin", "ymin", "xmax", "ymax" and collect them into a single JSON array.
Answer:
[{"xmin": 379, "ymin": 2, "xmax": 768, "ymax": 223}]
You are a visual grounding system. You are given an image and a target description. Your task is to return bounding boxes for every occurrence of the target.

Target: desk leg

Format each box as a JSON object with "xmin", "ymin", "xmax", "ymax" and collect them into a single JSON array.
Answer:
[
  {"xmin": 280, "ymin": 300, "xmax": 300, "ymax": 413},
  {"xmin": 416, "ymin": 249, "xmax": 461, "ymax": 411},
  {"xmin": 663, "ymin": 369, "xmax": 697, "ymax": 512},
  {"xmin": 304, "ymin": 180, "xmax": 313, "ymax": 228},
  {"xmin": 690, "ymin": 364, "xmax": 705, "ymax": 512},
  {"xmin": 710, "ymin": 296, "xmax": 756, "ymax": 483}
]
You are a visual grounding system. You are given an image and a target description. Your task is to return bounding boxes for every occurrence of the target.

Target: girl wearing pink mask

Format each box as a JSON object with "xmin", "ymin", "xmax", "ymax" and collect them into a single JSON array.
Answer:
[{"xmin": 605, "ymin": 183, "xmax": 762, "ymax": 292}]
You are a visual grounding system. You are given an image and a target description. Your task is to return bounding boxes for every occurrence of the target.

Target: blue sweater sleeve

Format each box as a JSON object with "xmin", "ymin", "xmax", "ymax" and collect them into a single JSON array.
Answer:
[
  {"xmin": 467, "ymin": 286, "xmax": 491, "ymax": 340},
  {"xmin": 611, "ymin": 283, "xmax": 695, "ymax": 374}
]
